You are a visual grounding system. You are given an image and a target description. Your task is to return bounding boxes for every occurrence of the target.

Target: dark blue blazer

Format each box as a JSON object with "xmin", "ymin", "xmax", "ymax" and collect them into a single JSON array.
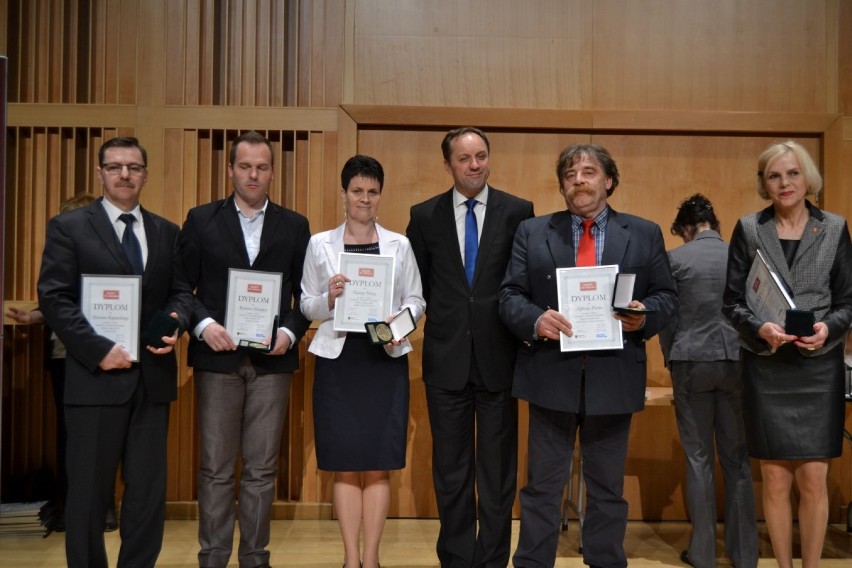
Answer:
[{"xmin": 499, "ymin": 207, "xmax": 678, "ymax": 415}]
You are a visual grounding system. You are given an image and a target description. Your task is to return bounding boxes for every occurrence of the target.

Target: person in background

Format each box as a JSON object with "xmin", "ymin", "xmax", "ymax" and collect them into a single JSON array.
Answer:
[
  {"xmin": 407, "ymin": 127, "xmax": 534, "ymax": 568},
  {"xmin": 176, "ymin": 130, "xmax": 311, "ymax": 568},
  {"xmin": 37, "ymin": 136, "xmax": 191, "ymax": 568},
  {"xmin": 723, "ymin": 140, "xmax": 852, "ymax": 568},
  {"xmin": 300, "ymin": 155, "xmax": 425, "ymax": 568},
  {"xmin": 499, "ymin": 143, "xmax": 678, "ymax": 568},
  {"xmin": 659, "ymin": 193, "xmax": 758, "ymax": 568}
]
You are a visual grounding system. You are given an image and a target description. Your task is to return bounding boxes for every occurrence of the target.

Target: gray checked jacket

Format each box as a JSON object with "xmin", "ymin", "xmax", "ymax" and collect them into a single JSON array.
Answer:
[{"xmin": 722, "ymin": 201, "xmax": 852, "ymax": 357}]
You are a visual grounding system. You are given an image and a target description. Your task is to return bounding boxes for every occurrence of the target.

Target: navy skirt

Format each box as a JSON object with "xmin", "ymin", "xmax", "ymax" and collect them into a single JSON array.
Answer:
[{"xmin": 313, "ymin": 333, "xmax": 409, "ymax": 471}]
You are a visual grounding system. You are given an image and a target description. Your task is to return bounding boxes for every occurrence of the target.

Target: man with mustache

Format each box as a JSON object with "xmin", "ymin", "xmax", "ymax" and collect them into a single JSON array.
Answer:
[
  {"xmin": 499, "ymin": 144, "xmax": 678, "ymax": 568},
  {"xmin": 176, "ymin": 131, "xmax": 310, "ymax": 568},
  {"xmin": 37, "ymin": 136, "xmax": 192, "ymax": 568}
]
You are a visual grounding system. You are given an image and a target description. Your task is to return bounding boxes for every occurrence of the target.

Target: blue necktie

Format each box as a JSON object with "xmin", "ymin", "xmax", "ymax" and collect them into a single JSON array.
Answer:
[
  {"xmin": 119, "ymin": 213, "xmax": 144, "ymax": 275},
  {"xmin": 464, "ymin": 198, "xmax": 478, "ymax": 286}
]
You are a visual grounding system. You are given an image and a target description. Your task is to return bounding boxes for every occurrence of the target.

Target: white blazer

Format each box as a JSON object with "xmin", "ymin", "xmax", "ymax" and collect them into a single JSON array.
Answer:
[{"xmin": 300, "ymin": 223, "xmax": 426, "ymax": 359}]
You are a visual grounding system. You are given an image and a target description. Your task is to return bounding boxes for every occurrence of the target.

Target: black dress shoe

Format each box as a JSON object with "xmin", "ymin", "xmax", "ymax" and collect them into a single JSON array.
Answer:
[
  {"xmin": 104, "ymin": 503, "xmax": 118, "ymax": 532},
  {"xmin": 680, "ymin": 550, "xmax": 694, "ymax": 567}
]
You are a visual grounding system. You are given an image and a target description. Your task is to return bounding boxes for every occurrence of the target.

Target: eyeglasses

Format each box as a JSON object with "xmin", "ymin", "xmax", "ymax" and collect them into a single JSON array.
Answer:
[{"xmin": 102, "ymin": 163, "xmax": 146, "ymax": 176}]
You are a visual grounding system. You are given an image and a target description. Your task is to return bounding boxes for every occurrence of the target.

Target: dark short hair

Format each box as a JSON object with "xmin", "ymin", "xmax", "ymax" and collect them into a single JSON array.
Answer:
[
  {"xmin": 441, "ymin": 127, "xmax": 490, "ymax": 162},
  {"xmin": 99, "ymin": 137, "xmax": 147, "ymax": 166},
  {"xmin": 229, "ymin": 131, "xmax": 274, "ymax": 167},
  {"xmin": 670, "ymin": 193, "xmax": 720, "ymax": 236},
  {"xmin": 555, "ymin": 144, "xmax": 620, "ymax": 196},
  {"xmin": 341, "ymin": 155, "xmax": 384, "ymax": 191}
]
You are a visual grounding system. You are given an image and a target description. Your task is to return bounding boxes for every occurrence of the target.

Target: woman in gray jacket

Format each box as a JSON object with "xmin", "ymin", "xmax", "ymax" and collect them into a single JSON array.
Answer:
[{"xmin": 723, "ymin": 141, "xmax": 852, "ymax": 568}]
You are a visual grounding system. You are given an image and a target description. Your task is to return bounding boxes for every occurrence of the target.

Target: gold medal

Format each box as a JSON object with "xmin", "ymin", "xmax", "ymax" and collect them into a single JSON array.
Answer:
[{"xmin": 375, "ymin": 324, "xmax": 393, "ymax": 343}]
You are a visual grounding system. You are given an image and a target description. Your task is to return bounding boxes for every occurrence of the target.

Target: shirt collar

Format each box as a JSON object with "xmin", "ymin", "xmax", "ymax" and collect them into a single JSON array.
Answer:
[
  {"xmin": 233, "ymin": 196, "xmax": 269, "ymax": 219},
  {"xmin": 571, "ymin": 206, "xmax": 609, "ymax": 231},
  {"xmin": 453, "ymin": 185, "xmax": 489, "ymax": 208},
  {"xmin": 101, "ymin": 197, "xmax": 141, "ymax": 224}
]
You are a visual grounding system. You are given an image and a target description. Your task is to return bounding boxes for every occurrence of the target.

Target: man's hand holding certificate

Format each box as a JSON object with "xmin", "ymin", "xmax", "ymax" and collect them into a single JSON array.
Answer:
[
  {"xmin": 81, "ymin": 275, "xmax": 141, "ymax": 364},
  {"xmin": 555, "ymin": 265, "xmax": 624, "ymax": 352},
  {"xmin": 225, "ymin": 268, "xmax": 282, "ymax": 351}
]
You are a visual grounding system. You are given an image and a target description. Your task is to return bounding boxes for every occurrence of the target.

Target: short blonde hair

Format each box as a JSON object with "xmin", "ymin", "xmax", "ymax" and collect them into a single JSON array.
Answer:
[{"xmin": 756, "ymin": 140, "xmax": 822, "ymax": 200}]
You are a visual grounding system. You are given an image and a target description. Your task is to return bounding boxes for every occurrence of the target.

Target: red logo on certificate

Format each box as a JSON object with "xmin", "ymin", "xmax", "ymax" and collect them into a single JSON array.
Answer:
[
  {"xmin": 103, "ymin": 290, "xmax": 120, "ymax": 300},
  {"xmin": 359, "ymin": 268, "xmax": 374, "ymax": 277},
  {"xmin": 579, "ymin": 281, "xmax": 597, "ymax": 292},
  {"xmin": 247, "ymin": 283, "xmax": 263, "ymax": 293}
]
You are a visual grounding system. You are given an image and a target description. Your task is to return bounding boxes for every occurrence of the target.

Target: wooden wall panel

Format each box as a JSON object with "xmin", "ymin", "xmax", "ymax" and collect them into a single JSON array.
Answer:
[
  {"xmin": 352, "ymin": 0, "xmax": 833, "ymax": 113},
  {"xmin": 841, "ymin": 0, "xmax": 852, "ymax": 115},
  {"xmin": 593, "ymin": 1, "xmax": 829, "ymax": 113},
  {"xmin": 353, "ymin": 0, "xmax": 591, "ymax": 108}
]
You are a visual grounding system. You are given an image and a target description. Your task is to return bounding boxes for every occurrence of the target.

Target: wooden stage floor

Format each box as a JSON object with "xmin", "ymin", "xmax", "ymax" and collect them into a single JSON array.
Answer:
[{"xmin": 2, "ymin": 519, "xmax": 851, "ymax": 567}]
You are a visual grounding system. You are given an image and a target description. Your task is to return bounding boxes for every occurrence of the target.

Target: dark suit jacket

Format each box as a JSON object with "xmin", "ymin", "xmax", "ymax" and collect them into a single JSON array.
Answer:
[
  {"xmin": 37, "ymin": 198, "xmax": 191, "ymax": 405},
  {"xmin": 176, "ymin": 194, "xmax": 311, "ymax": 374},
  {"xmin": 498, "ymin": 207, "xmax": 678, "ymax": 415},
  {"xmin": 407, "ymin": 187, "xmax": 534, "ymax": 391}
]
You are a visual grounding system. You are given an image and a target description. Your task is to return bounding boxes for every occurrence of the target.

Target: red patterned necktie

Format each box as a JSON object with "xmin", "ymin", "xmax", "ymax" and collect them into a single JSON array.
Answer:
[{"xmin": 576, "ymin": 219, "xmax": 596, "ymax": 267}]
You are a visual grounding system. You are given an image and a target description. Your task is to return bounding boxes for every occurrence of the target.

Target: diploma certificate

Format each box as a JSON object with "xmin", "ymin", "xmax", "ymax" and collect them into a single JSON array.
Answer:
[
  {"xmin": 225, "ymin": 269, "xmax": 282, "ymax": 347},
  {"xmin": 556, "ymin": 265, "xmax": 623, "ymax": 352},
  {"xmin": 81, "ymin": 275, "xmax": 142, "ymax": 361},
  {"xmin": 745, "ymin": 249, "xmax": 795, "ymax": 326},
  {"xmin": 333, "ymin": 253, "xmax": 395, "ymax": 333}
]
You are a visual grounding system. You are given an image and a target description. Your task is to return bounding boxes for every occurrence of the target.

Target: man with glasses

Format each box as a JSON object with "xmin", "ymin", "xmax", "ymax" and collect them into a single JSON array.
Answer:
[{"xmin": 37, "ymin": 136, "xmax": 192, "ymax": 568}]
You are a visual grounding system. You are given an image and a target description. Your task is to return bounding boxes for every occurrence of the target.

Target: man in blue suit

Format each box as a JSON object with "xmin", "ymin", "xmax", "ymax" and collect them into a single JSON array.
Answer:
[{"xmin": 499, "ymin": 144, "xmax": 678, "ymax": 568}]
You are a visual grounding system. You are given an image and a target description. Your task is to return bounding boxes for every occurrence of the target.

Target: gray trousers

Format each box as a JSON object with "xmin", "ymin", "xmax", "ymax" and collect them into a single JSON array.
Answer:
[
  {"xmin": 195, "ymin": 357, "xmax": 291, "ymax": 568},
  {"xmin": 671, "ymin": 361, "xmax": 758, "ymax": 568}
]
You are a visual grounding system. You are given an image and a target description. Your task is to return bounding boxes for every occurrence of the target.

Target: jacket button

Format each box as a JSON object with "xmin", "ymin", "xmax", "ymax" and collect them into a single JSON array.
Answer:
[
  {"xmin": 546, "ymin": 274, "xmax": 551, "ymax": 279},
  {"xmin": 469, "ymin": 297, "xmax": 474, "ymax": 302}
]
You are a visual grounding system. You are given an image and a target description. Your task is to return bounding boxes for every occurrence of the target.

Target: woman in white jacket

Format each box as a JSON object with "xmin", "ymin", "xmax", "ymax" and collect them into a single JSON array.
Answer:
[{"xmin": 300, "ymin": 155, "xmax": 425, "ymax": 568}]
